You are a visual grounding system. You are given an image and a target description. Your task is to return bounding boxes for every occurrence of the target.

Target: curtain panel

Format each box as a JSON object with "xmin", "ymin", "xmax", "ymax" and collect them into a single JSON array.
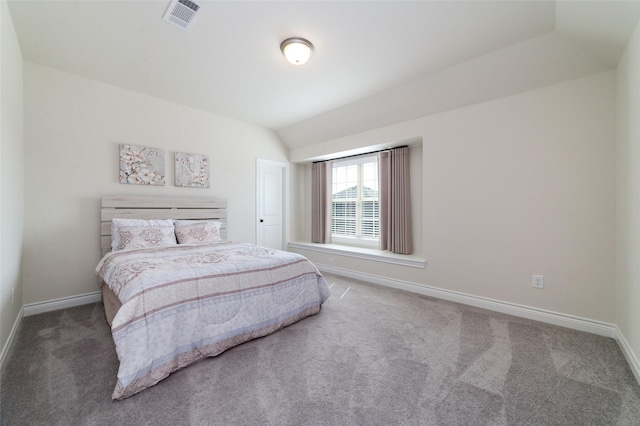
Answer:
[
  {"xmin": 379, "ymin": 147, "xmax": 412, "ymax": 254},
  {"xmin": 311, "ymin": 161, "xmax": 332, "ymax": 243}
]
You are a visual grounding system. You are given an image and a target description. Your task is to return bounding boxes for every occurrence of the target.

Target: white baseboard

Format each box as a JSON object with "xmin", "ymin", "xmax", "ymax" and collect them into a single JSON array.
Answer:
[
  {"xmin": 318, "ymin": 264, "xmax": 617, "ymax": 338},
  {"xmin": 0, "ymin": 306, "xmax": 24, "ymax": 371},
  {"xmin": 616, "ymin": 327, "xmax": 640, "ymax": 385},
  {"xmin": 23, "ymin": 291, "xmax": 102, "ymax": 317}
]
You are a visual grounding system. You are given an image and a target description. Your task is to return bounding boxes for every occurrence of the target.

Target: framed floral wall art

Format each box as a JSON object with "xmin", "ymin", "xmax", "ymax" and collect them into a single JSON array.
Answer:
[
  {"xmin": 175, "ymin": 152, "xmax": 210, "ymax": 188},
  {"xmin": 119, "ymin": 144, "xmax": 166, "ymax": 185}
]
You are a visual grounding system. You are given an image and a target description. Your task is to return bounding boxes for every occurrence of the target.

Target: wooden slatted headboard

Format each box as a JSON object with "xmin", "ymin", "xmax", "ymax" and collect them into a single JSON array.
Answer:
[{"xmin": 100, "ymin": 195, "xmax": 227, "ymax": 257}]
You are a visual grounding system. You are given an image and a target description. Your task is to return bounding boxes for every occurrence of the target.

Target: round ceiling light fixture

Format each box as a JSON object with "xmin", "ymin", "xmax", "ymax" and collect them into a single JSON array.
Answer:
[{"xmin": 280, "ymin": 37, "xmax": 314, "ymax": 65}]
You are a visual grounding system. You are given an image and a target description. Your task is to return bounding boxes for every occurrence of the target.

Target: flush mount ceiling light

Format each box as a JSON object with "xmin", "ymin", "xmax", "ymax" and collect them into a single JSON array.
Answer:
[{"xmin": 280, "ymin": 38, "xmax": 314, "ymax": 65}]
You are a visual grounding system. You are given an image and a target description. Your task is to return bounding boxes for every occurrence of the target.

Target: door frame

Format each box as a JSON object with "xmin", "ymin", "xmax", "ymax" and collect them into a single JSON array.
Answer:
[{"xmin": 256, "ymin": 158, "xmax": 290, "ymax": 249}]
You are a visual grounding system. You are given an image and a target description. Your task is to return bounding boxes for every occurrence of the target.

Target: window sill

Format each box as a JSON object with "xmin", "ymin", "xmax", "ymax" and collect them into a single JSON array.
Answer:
[{"xmin": 288, "ymin": 242, "xmax": 426, "ymax": 269}]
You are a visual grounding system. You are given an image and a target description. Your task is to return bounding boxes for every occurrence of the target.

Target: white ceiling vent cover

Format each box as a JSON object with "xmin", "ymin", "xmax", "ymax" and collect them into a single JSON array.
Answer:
[{"xmin": 163, "ymin": 0, "xmax": 203, "ymax": 31}]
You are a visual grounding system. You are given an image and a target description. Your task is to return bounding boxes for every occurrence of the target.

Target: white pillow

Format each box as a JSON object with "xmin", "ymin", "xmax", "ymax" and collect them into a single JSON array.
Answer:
[
  {"xmin": 174, "ymin": 220, "xmax": 223, "ymax": 244},
  {"xmin": 111, "ymin": 218, "xmax": 176, "ymax": 251}
]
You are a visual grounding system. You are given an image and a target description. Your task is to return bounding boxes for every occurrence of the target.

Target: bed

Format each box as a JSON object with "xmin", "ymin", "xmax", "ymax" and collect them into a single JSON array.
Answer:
[{"xmin": 96, "ymin": 196, "xmax": 331, "ymax": 400}]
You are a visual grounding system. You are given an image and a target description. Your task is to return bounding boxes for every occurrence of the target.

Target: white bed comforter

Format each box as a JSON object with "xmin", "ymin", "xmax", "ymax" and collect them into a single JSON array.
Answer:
[{"xmin": 96, "ymin": 241, "xmax": 330, "ymax": 400}]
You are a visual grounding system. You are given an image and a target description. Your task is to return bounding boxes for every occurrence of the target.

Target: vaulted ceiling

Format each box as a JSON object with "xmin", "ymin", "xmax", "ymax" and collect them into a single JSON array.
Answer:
[{"xmin": 7, "ymin": 1, "xmax": 640, "ymax": 149}]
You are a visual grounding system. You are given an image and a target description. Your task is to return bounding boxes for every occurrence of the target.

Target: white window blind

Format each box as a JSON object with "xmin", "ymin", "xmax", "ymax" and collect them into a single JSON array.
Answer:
[{"xmin": 331, "ymin": 155, "xmax": 379, "ymax": 245}]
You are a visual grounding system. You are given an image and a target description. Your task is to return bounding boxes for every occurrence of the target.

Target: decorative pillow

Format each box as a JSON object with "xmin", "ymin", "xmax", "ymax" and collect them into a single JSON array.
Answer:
[
  {"xmin": 118, "ymin": 225, "xmax": 178, "ymax": 250},
  {"xmin": 111, "ymin": 218, "xmax": 176, "ymax": 251},
  {"xmin": 174, "ymin": 220, "xmax": 223, "ymax": 244}
]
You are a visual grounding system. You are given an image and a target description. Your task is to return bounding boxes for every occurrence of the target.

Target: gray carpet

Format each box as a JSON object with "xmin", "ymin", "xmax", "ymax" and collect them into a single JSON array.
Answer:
[{"xmin": 2, "ymin": 272, "xmax": 640, "ymax": 425}]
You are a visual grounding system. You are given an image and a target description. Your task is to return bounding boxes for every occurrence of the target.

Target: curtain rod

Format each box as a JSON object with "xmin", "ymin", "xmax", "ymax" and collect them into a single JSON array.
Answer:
[{"xmin": 312, "ymin": 145, "xmax": 408, "ymax": 164}]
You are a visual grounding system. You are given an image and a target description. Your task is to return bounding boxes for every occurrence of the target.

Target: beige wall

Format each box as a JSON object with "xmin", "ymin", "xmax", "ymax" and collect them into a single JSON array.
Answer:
[
  {"xmin": 1, "ymin": 0, "xmax": 24, "ymax": 355},
  {"xmin": 616, "ymin": 21, "xmax": 640, "ymax": 372},
  {"xmin": 22, "ymin": 62, "xmax": 288, "ymax": 305},
  {"xmin": 292, "ymin": 71, "xmax": 616, "ymax": 324}
]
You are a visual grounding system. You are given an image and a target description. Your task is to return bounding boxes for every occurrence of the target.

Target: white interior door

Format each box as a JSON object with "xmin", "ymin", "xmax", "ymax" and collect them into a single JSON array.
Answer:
[{"xmin": 256, "ymin": 159, "xmax": 289, "ymax": 250}]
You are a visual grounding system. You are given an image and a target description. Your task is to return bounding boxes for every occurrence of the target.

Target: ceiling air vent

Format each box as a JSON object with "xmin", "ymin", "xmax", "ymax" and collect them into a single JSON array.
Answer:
[{"xmin": 163, "ymin": 0, "xmax": 203, "ymax": 31}]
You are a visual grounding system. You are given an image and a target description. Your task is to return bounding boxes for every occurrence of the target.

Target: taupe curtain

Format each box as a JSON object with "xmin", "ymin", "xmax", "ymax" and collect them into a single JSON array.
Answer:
[
  {"xmin": 379, "ymin": 147, "xmax": 412, "ymax": 254},
  {"xmin": 311, "ymin": 161, "xmax": 332, "ymax": 243}
]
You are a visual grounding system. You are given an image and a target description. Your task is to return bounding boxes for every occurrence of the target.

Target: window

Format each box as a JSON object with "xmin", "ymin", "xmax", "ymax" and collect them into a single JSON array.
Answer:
[{"xmin": 331, "ymin": 155, "xmax": 379, "ymax": 247}]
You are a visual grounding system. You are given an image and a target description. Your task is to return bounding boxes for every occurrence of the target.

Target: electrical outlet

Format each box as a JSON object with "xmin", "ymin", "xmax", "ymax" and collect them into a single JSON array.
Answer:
[{"xmin": 532, "ymin": 275, "xmax": 544, "ymax": 289}]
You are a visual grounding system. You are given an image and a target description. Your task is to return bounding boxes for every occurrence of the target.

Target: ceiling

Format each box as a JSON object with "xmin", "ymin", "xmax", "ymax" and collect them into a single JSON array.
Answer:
[{"xmin": 7, "ymin": 1, "xmax": 640, "ymax": 149}]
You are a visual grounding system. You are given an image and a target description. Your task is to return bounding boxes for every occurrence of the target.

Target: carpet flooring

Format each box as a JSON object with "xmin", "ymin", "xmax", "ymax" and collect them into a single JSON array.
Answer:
[{"xmin": 1, "ymin": 272, "xmax": 640, "ymax": 425}]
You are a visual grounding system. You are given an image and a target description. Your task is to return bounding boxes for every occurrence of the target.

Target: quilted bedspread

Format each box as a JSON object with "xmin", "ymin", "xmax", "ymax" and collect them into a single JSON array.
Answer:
[{"xmin": 96, "ymin": 241, "xmax": 331, "ymax": 400}]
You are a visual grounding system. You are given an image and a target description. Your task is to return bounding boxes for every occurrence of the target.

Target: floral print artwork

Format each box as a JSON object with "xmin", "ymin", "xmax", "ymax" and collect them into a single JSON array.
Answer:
[
  {"xmin": 119, "ymin": 144, "xmax": 165, "ymax": 185},
  {"xmin": 175, "ymin": 152, "xmax": 210, "ymax": 188}
]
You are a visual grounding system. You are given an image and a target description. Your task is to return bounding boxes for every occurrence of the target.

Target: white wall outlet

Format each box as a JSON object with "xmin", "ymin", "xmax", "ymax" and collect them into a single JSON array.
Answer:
[{"xmin": 532, "ymin": 275, "xmax": 544, "ymax": 289}]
